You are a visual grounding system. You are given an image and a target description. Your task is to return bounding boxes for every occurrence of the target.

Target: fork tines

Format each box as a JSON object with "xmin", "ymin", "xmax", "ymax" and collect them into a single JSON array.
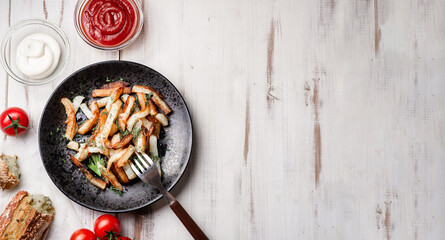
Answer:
[{"xmin": 130, "ymin": 152, "xmax": 154, "ymax": 176}]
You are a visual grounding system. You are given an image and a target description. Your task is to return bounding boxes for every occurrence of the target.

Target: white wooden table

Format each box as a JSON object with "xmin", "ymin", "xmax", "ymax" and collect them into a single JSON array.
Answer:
[{"xmin": 0, "ymin": 0, "xmax": 444, "ymax": 239}]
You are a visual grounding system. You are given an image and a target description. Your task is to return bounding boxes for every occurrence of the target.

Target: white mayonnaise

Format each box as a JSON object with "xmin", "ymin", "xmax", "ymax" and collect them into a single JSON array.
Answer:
[{"xmin": 15, "ymin": 33, "xmax": 61, "ymax": 79}]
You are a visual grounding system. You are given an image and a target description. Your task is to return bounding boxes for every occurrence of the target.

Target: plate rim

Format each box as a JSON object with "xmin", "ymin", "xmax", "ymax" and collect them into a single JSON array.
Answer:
[{"xmin": 38, "ymin": 60, "xmax": 193, "ymax": 213}]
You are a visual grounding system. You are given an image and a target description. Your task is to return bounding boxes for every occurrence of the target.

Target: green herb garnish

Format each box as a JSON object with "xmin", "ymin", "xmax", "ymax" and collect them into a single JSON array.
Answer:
[
  {"xmin": 132, "ymin": 125, "xmax": 142, "ymax": 141},
  {"xmin": 87, "ymin": 159, "xmax": 101, "ymax": 177},
  {"xmin": 142, "ymin": 183, "xmax": 147, "ymax": 187},
  {"xmin": 115, "ymin": 120, "xmax": 123, "ymax": 133},
  {"xmin": 96, "ymin": 154, "xmax": 105, "ymax": 166},
  {"xmin": 150, "ymin": 154, "xmax": 160, "ymax": 161},
  {"xmin": 106, "ymin": 77, "xmax": 111, "ymax": 82},
  {"xmin": 61, "ymin": 158, "xmax": 66, "ymax": 163},
  {"xmin": 87, "ymin": 154, "xmax": 105, "ymax": 177},
  {"xmin": 110, "ymin": 186, "xmax": 123, "ymax": 196},
  {"xmin": 145, "ymin": 92, "xmax": 153, "ymax": 105}
]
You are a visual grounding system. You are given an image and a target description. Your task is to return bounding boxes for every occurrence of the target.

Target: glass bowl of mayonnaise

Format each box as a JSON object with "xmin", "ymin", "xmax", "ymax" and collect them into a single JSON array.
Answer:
[{"xmin": 0, "ymin": 19, "xmax": 70, "ymax": 86}]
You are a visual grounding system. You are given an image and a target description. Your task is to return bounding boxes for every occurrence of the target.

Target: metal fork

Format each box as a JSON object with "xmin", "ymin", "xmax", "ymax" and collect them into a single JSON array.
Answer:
[{"xmin": 131, "ymin": 152, "xmax": 209, "ymax": 240}]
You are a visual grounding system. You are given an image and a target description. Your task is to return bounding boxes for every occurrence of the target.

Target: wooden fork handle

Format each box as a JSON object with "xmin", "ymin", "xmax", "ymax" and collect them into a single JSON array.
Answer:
[{"xmin": 170, "ymin": 200, "xmax": 209, "ymax": 240}]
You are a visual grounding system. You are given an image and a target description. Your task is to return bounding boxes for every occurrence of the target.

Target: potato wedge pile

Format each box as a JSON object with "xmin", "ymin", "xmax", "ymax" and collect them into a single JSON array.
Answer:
[{"xmin": 61, "ymin": 81, "xmax": 171, "ymax": 192}]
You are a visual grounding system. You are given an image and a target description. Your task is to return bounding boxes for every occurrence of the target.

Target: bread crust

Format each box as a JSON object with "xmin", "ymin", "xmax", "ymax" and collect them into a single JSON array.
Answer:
[
  {"xmin": 0, "ymin": 190, "xmax": 27, "ymax": 235},
  {"xmin": 0, "ymin": 191, "xmax": 55, "ymax": 240},
  {"xmin": 0, "ymin": 160, "xmax": 19, "ymax": 190},
  {"xmin": 18, "ymin": 208, "xmax": 54, "ymax": 240}
]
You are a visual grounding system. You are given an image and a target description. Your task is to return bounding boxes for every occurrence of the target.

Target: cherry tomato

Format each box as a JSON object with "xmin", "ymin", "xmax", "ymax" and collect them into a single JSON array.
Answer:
[
  {"xmin": 0, "ymin": 107, "xmax": 29, "ymax": 136},
  {"xmin": 118, "ymin": 237, "xmax": 131, "ymax": 240},
  {"xmin": 70, "ymin": 228, "xmax": 97, "ymax": 240},
  {"xmin": 94, "ymin": 214, "xmax": 121, "ymax": 239}
]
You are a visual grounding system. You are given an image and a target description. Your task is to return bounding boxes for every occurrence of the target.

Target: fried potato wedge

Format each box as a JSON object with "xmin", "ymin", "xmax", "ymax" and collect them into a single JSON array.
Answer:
[
  {"xmin": 97, "ymin": 160, "xmax": 123, "ymax": 191},
  {"xmin": 146, "ymin": 124, "xmax": 155, "ymax": 142},
  {"xmin": 96, "ymin": 100, "xmax": 122, "ymax": 150},
  {"xmin": 136, "ymin": 92, "xmax": 147, "ymax": 110},
  {"xmin": 94, "ymin": 147, "xmax": 109, "ymax": 156},
  {"xmin": 109, "ymin": 149, "xmax": 119, "ymax": 157},
  {"xmin": 116, "ymin": 145, "xmax": 135, "ymax": 168},
  {"xmin": 111, "ymin": 133, "xmax": 121, "ymax": 145},
  {"xmin": 97, "ymin": 109, "xmax": 108, "ymax": 132},
  {"xmin": 72, "ymin": 96, "xmax": 85, "ymax": 113},
  {"xmin": 151, "ymin": 95, "xmax": 171, "ymax": 114},
  {"xmin": 152, "ymin": 122, "xmax": 162, "ymax": 139},
  {"xmin": 132, "ymin": 85, "xmax": 171, "ymax": 114},
  {"xmin": 132, "ymin": 85, "xmax": 161, "ymax": 96},
  {"xmin": 107, "ymin": 148, "xmax": 126, "ymax": 171},
  {"xmin": 121, "ymin": 94, "xmax": 130, "ymax": 103},
  {"xmin": 107, "ymin": 133, "xmax": 133, "ymax": 150},
  {"xmin": 122, "ymin": 162, "xmax": 137, "ymax": 180},
  {"xmin": 135, "ymin": 127, "xmax": 148, "ymax": 153},
  {"xmin": 146, "ymin": 115, "xmax": 158, "ymax": 124},
  {"xmin": 109, "ymin": 123, "xmax": 119, "ymax": 136},
  {"xmin": 105, "ymin": 87, "xmax": 125, "ymax": 111},
  {"xmin": 118, "ymin": 96, "xmax": 136, "ymax": 131},
  {"xmin": 88, "ymin": 146, "xmax": 109, "ymax": 156},
  {"xmin": 78, "ymin": 101, "xmax": 100, "ymax": 135},
  {"xmin": 149, "ymin": 135, "xmax": 158, "ymax": 157},
  {"xmin": 111, "ymin": 164, "xmax": 130, "ymax": 184},
  {"xmin": 101, "ymin": 81, "xmax": 129, "ymax": 89},
  {"xmin": 80, "ymin": 103, "xmax": 93, "ymax": 119},
  {"xmin": 155, "ymin": 113, "xmax": 169, "ymax": 127},
  {"xmin": 126, "ymin": 107, "xmax": 149, "ymax": 132},
  {"xmin": 70, "ymin": 155, "xmax": 106, "ymax": 190},
  {"xmin": 148, "ymin": 99, "xmax": 158, "ymax": 116},
  {"xmin": 93, "ymin": 87, "xmax": 131, "ymax": 97},
  {"xmin": 97, "ymin": 96, "xmax": 110, "ymax": 108},
  {"xmin": 61, "ymin": 98, "xmax": 78, "ymax": 141},
  {"xmin": 75, "ymin": 143, "xmax": 89, "ymax": 162},
  {"xmin": 67, "ymin": 141, "xmax": 79, "ymax": 151},
  {"xmin": 141, "ymin": 118, "xmax": 153, "ymax": 131}
]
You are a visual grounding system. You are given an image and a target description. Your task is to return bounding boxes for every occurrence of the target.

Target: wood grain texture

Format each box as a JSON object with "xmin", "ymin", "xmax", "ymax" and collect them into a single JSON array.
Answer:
[
  {"xmin": 0, "ymin": 0, "xmax": 444, "ymax": 239},
  {"xmin": 0, "ymin": 0, "xmax": 10, "ymax": 146}
]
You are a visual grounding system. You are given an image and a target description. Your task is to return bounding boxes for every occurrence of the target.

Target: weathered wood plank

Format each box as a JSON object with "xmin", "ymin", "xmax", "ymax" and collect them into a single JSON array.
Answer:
[
  {"xmin": 0, "ymin": 0, "xmax": 10, "ymax": 146},
  {"xmin": 1, "ymin": 0, "xmax": 445, "ymax": 239}
]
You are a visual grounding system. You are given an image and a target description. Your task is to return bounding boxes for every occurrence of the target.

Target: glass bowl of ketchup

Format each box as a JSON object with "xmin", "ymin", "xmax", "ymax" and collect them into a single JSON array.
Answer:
[{"xmin": 74, "ymin": 0, "xmax": 143, "ymax": 51}]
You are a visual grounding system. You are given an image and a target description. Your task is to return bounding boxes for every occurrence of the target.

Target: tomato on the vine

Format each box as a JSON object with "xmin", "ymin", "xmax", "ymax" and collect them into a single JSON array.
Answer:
[
  {"xmin": 0, "ymin": 107, "xmax": 29, "ymax": 136},
  {"xmin": 94, "ymin": 214, "xmax": 121, "ymax": 239},
  {"xmin": 70, "ymin": 228, "xmax": 97, "ymax": 240}
]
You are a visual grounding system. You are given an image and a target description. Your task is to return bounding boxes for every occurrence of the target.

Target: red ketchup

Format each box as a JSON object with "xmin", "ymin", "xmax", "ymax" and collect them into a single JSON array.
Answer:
[{"xmin": 80, "ymin": 0, "xmax": 138, "ymax": 47}]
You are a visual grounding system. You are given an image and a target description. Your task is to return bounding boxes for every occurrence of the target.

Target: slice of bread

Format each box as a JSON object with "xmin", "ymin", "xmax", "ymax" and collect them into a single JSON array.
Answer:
[
  {"xmin": 0, "ymin": 154, "xmax": 20, "ymax": 190},
  {"xmin": 0, "ymin": 191, "xmax": 55, "ymax": 240}
]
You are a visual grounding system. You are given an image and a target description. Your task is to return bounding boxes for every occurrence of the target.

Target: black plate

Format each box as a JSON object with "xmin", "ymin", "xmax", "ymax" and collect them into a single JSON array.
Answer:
[{"xmin": 39, "ymin": 61, "xmax": 193, "ymax": 212}]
